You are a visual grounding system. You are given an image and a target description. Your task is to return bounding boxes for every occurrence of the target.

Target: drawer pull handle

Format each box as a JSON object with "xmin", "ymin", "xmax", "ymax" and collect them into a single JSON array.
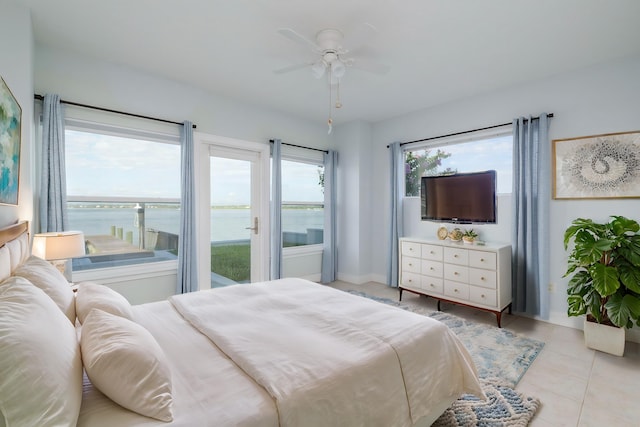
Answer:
[
  {"xmin": 430, "ymin": 251, "xmax": 435, "ymax": 254},
  {"xmin": 480, "ymin": 258, "xmax": 485, "ymax": 262},
  {"xmin": 454, "ymin": 289, "xmax": 459, "ymax": 293},
  {"xmin": 481, "ymin": 277, "xmax": 485, "ymax": 280},
  {"xmin": 430, "ymin": 267, "xmax": 434, "ymax": 271},
  {"xmin": 430, "ymin": 284, "xmax": 435, "ymax": 288},
  {"xmin": 408, "ymin": 263, "xmax": 413, "ymax": 267},
  {"xmin": 481, "ymin": 294, "xmax": 485, "ymax": 298},
  {"xmin": 454, "ymin": 254, "xmax": 458, "ymax": 258},
  {"xmin": 409, "ymin": 248, "xmax": 413, "ymax": 251},
  {"xmin": 408, "ymin": 279, "xmax": 413, "ymax": 283},
  {"xmin": 454, "ymin": 272, "xmax": 459, "ymax": 275}
]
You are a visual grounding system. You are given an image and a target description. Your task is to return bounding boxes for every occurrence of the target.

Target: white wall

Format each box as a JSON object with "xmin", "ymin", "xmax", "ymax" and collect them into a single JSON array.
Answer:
[
  {"xmin": 0, "ymin": 1, "xmax": 34, "ymax": 228},
  {"xmin": 333, "ymin": 120, "xmax": 375, "ymax": 283},
  {"xmin": 368, "ymin": 54, "xmax": 640, "ymax": 336}
]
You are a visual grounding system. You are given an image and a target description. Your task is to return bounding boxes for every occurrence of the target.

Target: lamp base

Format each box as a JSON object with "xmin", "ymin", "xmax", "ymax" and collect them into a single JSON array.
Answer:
[{"xmin": 50, "ymin": 259, "xmax": 72, "ymax": 282}]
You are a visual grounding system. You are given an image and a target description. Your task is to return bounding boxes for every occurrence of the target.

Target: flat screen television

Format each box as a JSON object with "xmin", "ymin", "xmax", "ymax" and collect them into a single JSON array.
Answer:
[{"xmin": 421, "ymin": 170, "xmax": 497, "ymax": 224}]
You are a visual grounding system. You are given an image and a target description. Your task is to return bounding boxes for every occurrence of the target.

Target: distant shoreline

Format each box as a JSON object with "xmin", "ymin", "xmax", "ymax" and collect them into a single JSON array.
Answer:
[{"xmin": 68, "ymin": 204, "xmax": 322, "ymax": 210}]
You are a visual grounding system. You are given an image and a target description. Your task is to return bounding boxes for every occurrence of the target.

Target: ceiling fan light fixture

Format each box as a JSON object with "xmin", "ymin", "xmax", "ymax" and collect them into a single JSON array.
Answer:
[
  {"xmin": 331, "ymin": 59, "xmax": 346, "ymax": 79},
  {"xmin": 311, "ymin": 61, "xmax": 327, "ymax": 79}
]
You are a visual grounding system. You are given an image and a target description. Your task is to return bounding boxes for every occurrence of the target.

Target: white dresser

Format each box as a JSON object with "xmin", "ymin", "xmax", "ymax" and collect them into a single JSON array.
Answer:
[{"xmin": 398, "ymin": 237, "xmax": 512, "ymax": 327}]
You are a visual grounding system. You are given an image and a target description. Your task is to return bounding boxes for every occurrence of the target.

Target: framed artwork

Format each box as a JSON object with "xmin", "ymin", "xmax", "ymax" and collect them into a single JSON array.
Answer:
[
  {"xmin": 553, "ymin": 131, "xmax": 640, "ymax": 199},
  {"xmin": 0, "ymin": 76, "xmax": 22, "ymax": 205}
]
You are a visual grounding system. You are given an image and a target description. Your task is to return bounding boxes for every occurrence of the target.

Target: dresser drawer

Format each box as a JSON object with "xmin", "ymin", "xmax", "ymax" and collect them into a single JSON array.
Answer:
[
  {"xmin": 469, "ymin": 286, "xmax": 497, "ymax": 308},
  {"xmin": 401, "ymin": 241, "xmax": 421, "ymax": 257},
  {"xmin": 444, "ymin": 281, "xmax": 469, "ymax": 300},
  {"xmin": 401, "ymin": 271, "xmax": 421, "ymax": 288},
  {"xmin": 469, "ymin": 250, "xmax": 496, "ymax": 269},
  {"xmin": 444, "ymin": 263, "xmax": 469, "ymax": 283},
  {"xmin": 421, "ymin": 276, "xmax": 444, "ymax": 295},
  {"xmin": 444, "ymin": 247, "xmax": 468, "ymax": 265},
  {"xmin": 402, "ymin": 256, "xmax": 421, "ymax": 274},
  {"xmin": 469, "ymin": 267, "xmax": 497, "ymax": 289},
  {"xmin": 421, "ymin": 244, "xmax": 443, "ymax": 261},
  {"xmin": 421, "ymin": 259, "xmax": 443, "ymax": 277}
]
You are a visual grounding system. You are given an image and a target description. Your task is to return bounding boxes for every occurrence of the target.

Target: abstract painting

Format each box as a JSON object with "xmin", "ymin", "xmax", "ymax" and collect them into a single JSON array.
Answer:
[
  {"xmin": 0, "ymin": 76, "xmax": 21, "ymax": 205},
  {"xmin": 553, "ymin": 131, "xmax": 640, "ymax": 199}
]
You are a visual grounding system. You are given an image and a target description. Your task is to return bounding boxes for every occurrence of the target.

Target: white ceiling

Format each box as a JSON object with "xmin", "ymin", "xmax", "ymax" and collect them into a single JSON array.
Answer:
[{"xmin": 18, "ymin": 0, "xmax": 640, "ymax": 126}]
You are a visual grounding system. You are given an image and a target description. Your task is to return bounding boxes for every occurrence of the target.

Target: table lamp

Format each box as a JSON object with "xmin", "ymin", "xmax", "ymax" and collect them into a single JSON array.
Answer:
[{"xmin": 32, "ymin": 231, "xmax": 86, "ymax": 281}]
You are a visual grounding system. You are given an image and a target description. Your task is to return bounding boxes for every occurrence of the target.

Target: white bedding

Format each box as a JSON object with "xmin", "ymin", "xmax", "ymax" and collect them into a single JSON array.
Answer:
[{"xmin": 78, "ymin": 278, "xmax": 483, "ymax": 427}]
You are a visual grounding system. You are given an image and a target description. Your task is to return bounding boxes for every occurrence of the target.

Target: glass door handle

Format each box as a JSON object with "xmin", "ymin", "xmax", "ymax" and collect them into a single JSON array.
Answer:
[{"xmin": 245, "ymin": 217, "xmax": 258, "ymax": 235}]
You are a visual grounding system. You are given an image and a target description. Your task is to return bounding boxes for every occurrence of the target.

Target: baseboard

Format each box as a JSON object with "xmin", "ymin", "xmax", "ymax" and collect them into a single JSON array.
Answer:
[{"xmin": 335, "ymin": 272, "xmax": 387, "ymax": 285}]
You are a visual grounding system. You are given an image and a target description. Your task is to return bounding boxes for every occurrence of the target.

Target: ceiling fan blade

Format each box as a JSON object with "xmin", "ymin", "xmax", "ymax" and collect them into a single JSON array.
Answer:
[
  {"xmin": 350, "ymin": 58, "xmax": 390, "ymax": 75},
  {"xmin": 343, "ymin": 23, "xmax": 378, "ymax": 53},
  {"xmin": 273, "ymin": 62, "xmax": 313, "ymax": 74},
  {"xmin": 277, "ymin": 28, "xmax": 320, "ymax": 51}
]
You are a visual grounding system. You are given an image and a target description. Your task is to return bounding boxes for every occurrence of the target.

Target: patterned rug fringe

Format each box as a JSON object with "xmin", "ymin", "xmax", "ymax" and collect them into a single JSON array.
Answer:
[{"xmin": 432, "ymin": 379, "xmax": 541, "ymax": 427}]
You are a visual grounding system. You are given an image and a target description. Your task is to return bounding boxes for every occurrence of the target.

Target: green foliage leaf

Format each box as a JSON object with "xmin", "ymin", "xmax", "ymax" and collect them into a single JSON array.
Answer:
[
  {"xmin": 606, "ymin": 293, "xmax": 640, "ymax": 328},
  {"xmin": 567, "ymin": 294, "xmax": 586, "ymax": 317},
  {"xmin": 618, "ymin": 260, "xmax": 640, "ymax": 293},
  {"xmin": 589, "ymin": 263, "xmax": 620, "ymax": 296}
]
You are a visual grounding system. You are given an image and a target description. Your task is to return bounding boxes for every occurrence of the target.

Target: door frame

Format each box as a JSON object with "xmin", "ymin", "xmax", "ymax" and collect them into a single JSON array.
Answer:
[{"xmin": 194, "ymin": 132, "xmax": 270, "ymax": 291}]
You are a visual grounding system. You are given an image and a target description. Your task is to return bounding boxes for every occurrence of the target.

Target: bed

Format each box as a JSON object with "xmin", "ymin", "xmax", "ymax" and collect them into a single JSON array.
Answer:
[{"xmin": 0, "ymin": 221, "xmax": 484, "ymax": 427}]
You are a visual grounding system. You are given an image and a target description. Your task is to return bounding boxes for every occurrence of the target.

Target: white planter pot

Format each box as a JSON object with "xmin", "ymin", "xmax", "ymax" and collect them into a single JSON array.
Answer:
[{"xmin": 583, "ymin": 319, "xmax": 625, "ymax": 356}]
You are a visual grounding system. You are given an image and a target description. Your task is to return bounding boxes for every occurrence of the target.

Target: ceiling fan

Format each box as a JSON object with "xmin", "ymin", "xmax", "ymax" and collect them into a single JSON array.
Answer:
[
  {"xmin": 274, "ymin": 24, "xmax": 390, "ymax": 133},
  {"xmin": 274, "ymin": 24, "xmax": 390, "ymax": 81}
]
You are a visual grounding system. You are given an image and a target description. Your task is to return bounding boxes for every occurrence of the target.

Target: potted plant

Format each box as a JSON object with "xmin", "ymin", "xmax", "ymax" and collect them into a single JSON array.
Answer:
[
  {"xmin": 563, "ymin": 215, "xmax": 640, "ymax": 356},
  {"xmin": 462, "ymin": 229, "xmax": 478, "ymax": 244}
]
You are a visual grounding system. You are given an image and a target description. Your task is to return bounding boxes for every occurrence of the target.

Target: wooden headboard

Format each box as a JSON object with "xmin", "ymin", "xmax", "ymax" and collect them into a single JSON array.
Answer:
[{"xmin": 0, "ymin": 221, "xmax": 29, "ymax": 247}]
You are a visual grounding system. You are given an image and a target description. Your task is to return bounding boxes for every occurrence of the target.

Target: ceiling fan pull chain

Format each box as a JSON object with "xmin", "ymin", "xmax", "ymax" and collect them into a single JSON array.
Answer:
[{"xmin": 327, "ymin": 67, "xmax": 333, "ymax": 134}]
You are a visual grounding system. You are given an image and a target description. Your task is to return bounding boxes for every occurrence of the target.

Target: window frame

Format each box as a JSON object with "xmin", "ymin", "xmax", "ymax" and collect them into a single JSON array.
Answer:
[
  {"xmin": 279, "ymin": 147, "xmax": 325, "ymax": 256},
  {"xmin": 61, "ymin": 117, "xmax": 182, "ymax": 280},
  {"xmin": 402, "ymin": 126, "xmax": 513, "ymax": 198}
]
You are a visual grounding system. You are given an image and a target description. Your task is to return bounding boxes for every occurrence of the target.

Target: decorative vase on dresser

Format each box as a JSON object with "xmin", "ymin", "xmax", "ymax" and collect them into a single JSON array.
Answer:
[{"xmin": 398, "ymin": 237, "xmax": 512, "ymax": 327}]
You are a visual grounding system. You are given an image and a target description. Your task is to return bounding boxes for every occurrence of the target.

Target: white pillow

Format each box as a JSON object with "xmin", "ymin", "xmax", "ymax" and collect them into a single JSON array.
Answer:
[
  {"xmin": 81, "ymin": 309, "xmax": 173, "ymax": 422},
  {"xmin": 0, "ymin": 247, "xmax": 10, "ymax": 283},
  {"xmin": 13, "ymin": 255, "xmax": 76, "ymax": 323},
  {"xmin": 75, "ymin": 281, "xmax": 133, "ymax": 324},
  {"xmin": 0, "ymin": 276, "xmax": 83, "ymax": 426}
]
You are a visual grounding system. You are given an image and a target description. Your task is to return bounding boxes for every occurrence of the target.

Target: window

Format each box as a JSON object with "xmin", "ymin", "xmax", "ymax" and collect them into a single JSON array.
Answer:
[
  {"xmin": 405, "ymin": 131, "xmax": 513, "ymax": 196},
  {"xmin": 280, "ymin": 159, "xmax": 324, "ymax": 248},
  {"xmin": 64, "ymin": 125, "xmax": 181, "ymax": 271}
]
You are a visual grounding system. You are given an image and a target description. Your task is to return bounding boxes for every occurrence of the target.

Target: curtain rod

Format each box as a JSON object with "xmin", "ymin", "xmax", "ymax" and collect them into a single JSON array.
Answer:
[
  {"xmin": 269, "ymin": 139, "xmax": 328, "ymax": 154},
  {"xmin": 34, "ymin": 94, "xmax": 197, "ymax": 129},
  {"xmin": 387, "ymin": 113, "xmax": 554, "ymax": 148}
]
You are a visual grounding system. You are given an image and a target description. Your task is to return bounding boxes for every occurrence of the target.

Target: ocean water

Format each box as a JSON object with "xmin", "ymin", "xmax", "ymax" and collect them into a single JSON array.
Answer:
[{"xmin": 67, "ymin": 207, "xmax": 323, "ymax": 243}]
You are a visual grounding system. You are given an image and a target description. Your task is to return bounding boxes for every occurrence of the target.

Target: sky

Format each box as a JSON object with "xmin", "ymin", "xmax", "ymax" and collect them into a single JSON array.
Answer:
[
  {"xmin": 412, "ymin": 135, "xmax": 513, "ymax": 194},
  {"xmin": 66, "ymin": 130, "xmax": 511, "ymax": 205},
  {"xmin": 66, "ymin": 130, "xmax": 325, "ymax": 205}
]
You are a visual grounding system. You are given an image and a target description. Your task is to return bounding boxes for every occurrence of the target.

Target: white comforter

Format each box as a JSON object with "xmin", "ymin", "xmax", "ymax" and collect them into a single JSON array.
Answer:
[{"xmin": 169, "ymin": 279, "xmax": 483, "ymax": 427}]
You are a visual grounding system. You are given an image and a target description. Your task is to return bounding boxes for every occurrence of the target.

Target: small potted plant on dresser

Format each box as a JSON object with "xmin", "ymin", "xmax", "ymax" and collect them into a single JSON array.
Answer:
[
  {"xmin": 462, "ymin": 229, "xmax": 478, "ymax": 244},
  {"xmin": 563, "ymin": 216, "xmax": 640, "ymax": 356}
]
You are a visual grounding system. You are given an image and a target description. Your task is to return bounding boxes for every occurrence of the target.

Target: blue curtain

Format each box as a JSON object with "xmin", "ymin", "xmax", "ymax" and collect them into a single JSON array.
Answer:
[
  {"xmin": 177, "ymin": 121, "xmax": 198, "ymax": 294},
  {"xmin": 386, "ymin": 142, "xmax": 404, "ymax": 287},
  {"xmin": 321, "ymin": 150, "xmax": 338, "ymax": 283},
  {"xmin": 270, "ymin": 139, "xmax": 283, "ymax": 279},
  {"xmin": 512, "ymin": 114, "xmax": 551, "ymax": 317},
  {"xmin": 40, "ymin": 94, "xmax": 68, "ymax": 232}
]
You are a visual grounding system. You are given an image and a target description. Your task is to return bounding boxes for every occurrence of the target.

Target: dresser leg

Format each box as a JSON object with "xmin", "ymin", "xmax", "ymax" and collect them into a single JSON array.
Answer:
[
  {"xmin": 495, "ymin": 311, "xmax": 502, "ymax": 328},
  {"xmin": 399, "ymin": 288, "xmax": 403, "ymax": 301},
  {"xmin": 437, "ymin": 300, "xmax": 441, "ymax": 311}
]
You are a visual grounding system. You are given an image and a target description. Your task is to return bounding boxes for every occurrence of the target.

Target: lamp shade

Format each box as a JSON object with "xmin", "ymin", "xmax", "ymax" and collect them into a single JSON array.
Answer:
[{"xmin": 32, "ymin": 231, "xmax": 86, "ymax": 261}]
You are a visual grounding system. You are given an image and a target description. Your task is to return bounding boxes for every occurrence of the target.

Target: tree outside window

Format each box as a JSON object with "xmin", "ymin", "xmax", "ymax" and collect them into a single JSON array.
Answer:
[{"xmin": 405, "ymin": 149, "xmax": 453, "ymax": 196}]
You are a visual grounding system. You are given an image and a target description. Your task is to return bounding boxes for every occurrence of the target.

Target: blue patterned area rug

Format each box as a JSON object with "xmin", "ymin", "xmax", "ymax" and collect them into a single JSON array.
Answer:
[
  {"xmin": 346, "ymin": 290, "xmax": 544, "ymax": 426},
  {"xmin": 432, "ymin": 380, "xmax": 540, "ymax": 427},
  {"xmin": 346, "ymin": 290, "xmax": 544, "ymax": 387}
]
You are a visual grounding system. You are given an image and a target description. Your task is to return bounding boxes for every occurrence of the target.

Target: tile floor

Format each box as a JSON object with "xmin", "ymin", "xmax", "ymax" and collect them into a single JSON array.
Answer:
[{"xmin": 328, "ymin": 280, "xmax": 640, "ymax": 427}]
